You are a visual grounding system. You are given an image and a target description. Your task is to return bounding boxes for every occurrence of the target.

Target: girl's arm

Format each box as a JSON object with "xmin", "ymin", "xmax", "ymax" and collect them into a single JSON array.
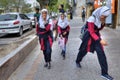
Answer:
[{"xmin": 88, "ymin": 22, "xmax": 101, "ymax": 41}]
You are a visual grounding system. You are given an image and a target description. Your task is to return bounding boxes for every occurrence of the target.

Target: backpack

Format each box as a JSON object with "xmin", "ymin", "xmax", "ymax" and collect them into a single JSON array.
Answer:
[
  {"xmin": 80, "ymin": 15, "xmax": 96, "ymax": 40},
  {"xmin": 79, "ymin": 24, "xmax": 88, "ymax": 40}
]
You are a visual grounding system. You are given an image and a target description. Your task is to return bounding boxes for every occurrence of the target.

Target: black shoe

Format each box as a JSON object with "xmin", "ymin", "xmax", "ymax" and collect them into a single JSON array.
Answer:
[
  {"xmin": 101, "ymin": 74, "xmax": 113, "ymax": 80},
  {"xmin": 48, "ymin": 62, "xmax": 51, "ymax": 69},
  {"xmin": 63, "ymin": 54, "xmax": 65, "ymax": 60},
  {"xmin": 44, "ymin": 63, "xmax": 48, "ymax": 67},
  {"xmin": 76, "ymin": 62, "xmax": 81, "ymax": 68},
  {"xmin": 61, "ymin": 52, "xmax": 63, "ymax": 56}
]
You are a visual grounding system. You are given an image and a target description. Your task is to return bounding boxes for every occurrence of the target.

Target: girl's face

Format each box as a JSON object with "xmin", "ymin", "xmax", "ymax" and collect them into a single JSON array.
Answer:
[
  {"xmin": 61, "ymin": 14, "xmax": 65, "ymax": 20},
  {"xmin": 42, "ymin": 12, "xmax": 47, "ymax": 20},
  {"xmin": 100, "ymin": 15, "xmax": 107, "ymax": 23}
]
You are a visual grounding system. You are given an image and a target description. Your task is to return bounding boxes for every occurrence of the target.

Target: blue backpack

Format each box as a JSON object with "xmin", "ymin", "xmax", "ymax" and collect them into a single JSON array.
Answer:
[
  {"xmin": 80, "ymin": 24, "xmax": 88, "ymax": 40},
  {"xmin": 80, "ymin": 15, "xmax": 96, "ymax": 40}
]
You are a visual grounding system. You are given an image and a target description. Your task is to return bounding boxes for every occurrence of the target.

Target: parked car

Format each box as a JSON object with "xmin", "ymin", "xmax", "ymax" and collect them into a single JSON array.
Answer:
[
  {"xmin": 26, "ymin": 13, "xmax": 35, "ymax": 27},
  {"xmin": 0, "ymin": 12, "xmax": 32, "ymax": 36}
]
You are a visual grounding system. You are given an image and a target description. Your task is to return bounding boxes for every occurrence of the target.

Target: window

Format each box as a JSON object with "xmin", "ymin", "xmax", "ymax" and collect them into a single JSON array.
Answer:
[
  {"xmin": 0, "ymin": 14, "xmax": 17, "ymax": 21},
  {"xmin": 20, "ymin": 14, "xmax": 30, "ymax": 20}
]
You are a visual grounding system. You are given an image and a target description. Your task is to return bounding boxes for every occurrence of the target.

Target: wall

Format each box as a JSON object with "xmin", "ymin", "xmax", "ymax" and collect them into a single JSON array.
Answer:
[{"xmin": 86, "ymin": 0, "xmax": 94, "ymax": 18}]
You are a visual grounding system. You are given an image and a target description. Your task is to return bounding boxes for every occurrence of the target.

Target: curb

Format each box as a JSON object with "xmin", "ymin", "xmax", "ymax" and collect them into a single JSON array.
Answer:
[{"xmin": 0, "ymin": 35, "xmax": 38, "ymax": 80}]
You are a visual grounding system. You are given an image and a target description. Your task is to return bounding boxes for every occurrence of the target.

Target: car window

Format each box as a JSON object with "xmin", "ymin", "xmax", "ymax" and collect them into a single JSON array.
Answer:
[
  {"xmin": 20, "ymin": 14, "xmax": 29, "ymax": 20},
  {"xmin": 0, "ymin": 14, "xmax": 17, "ymax": 21},
  {"xmin": 24, "ymin": 14, "xmax": 30, "ymax": 20},
  {"xmin": 26, "ymin": 13, "xmax": 34, "ymax": 17},
  {"xmin": 19, "ymin": 14, "xmax": 26, "ymax": 19}
]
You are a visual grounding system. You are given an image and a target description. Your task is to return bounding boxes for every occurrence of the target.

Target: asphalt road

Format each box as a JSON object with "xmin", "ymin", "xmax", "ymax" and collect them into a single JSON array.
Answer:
[{"xmin": 0, "ymin": 29, "xmax": 36, "ymax": 46}]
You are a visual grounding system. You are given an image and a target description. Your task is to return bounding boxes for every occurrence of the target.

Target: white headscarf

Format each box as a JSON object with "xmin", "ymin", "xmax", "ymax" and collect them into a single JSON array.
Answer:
[
  {"xmin": 39, "ymin": 9, "xmax": 52, "ymax": 29},
  {"xmin": 87, "ymin": 6, "xmax": 111, "ymax": 28},
  {"xmin": 58, "ymin": 14, "xmax": 69, "ymax": 29}
]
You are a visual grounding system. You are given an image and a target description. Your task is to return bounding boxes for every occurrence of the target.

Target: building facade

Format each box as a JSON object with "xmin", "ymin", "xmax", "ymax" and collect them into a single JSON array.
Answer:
[
  {"xmin": 93, "ymin": 0, "xmax": 119, "ymax": 29},
  {"xmin": 117, "ymin": 0, "xmax": 120, "ymax": 28},
  {"xmin": 86, "ymin": 0, "xmax": 94, "ymax": 18}
]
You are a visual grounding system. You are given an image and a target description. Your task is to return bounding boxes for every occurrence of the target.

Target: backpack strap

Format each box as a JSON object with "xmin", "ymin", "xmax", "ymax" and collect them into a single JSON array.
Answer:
[
  {"xmin": 92, "ymin": 15, "xmax": 96, "ymax": 22},
  {"xmin": 92, "ymin": 15, "xmax": 96, "ymax": 19}
]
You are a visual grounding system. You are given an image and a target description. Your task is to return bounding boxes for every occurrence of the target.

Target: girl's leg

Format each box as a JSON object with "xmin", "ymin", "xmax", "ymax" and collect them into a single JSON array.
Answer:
[
  {"xmin": 76, "ymin": 50, "xmax": 87, "ymax": 63},
  {"xmin": 43, "ymin": 50, "xmax": 48, "ymax": 67},
  {"xmin": 76, "ymin": 50, "xmax": 87, "ymax": 68},
  {"xmin": 46, "ymin": 40, "xmax": 52, "ymax": 69},
  {"xmin": 95, "ymin": 43, "xmax": 113, "ymax": 80},
  {"xmin": 95, "ymin": 42, "xmax": 108, "ymax": 75},
  {"xmin": 62, "ymin": 45, "xmax": 66, "ymax": 59}
]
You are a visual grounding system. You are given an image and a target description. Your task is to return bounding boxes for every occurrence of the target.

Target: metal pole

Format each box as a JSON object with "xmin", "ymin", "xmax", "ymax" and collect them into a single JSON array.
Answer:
[
  {"xmin": 112, "ymin": 0, "xmax": 118, "ymax": 28},
  {"xmin": 116, "ymin": 0, "xmax": 119, "ymax": 28}
]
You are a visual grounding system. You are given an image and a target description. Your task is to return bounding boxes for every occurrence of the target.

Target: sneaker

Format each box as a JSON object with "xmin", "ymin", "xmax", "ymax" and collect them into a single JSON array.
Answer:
[
  {"xmin": 63, "ymin": 54, "xmax": 66, "ymax": 60},
  {"xmin": 101, "ymin": 74, "xmax": 113, "ymax": 80},
  {"xmin": 76, "ymin": 62, "xmax": 81, "ymax": 68}
]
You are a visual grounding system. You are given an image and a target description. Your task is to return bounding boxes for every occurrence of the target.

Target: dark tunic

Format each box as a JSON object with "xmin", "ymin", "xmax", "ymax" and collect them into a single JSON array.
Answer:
[
  {"xmin": 80, "ymin": 22, "xmax": 105, "ymax": 53},
  {"xmin": 58, "ymin": 26, "xmax": 70, "ymax": 44},
  {"xmin": 36, "ymin": 24, "xmax": 53, "ymax": 51}
]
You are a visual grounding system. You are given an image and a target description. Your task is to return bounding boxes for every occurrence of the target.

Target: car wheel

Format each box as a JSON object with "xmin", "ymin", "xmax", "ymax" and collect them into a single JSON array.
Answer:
[
  {"xmin": 33, "ymin": 25, "xmax": 35, "ymax": 28},
  {"xmin": 18, "ymin": 27, "xmax": 23, "ymax": 36}
]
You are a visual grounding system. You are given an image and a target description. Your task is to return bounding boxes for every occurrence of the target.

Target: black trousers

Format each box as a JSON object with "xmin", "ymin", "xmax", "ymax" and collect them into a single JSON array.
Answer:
[
  {"xmin": 76, "ymin": 42, "xmax": 108, "ymax": 75},
  {"xmin": 82, "ymin": 16, "xmax": 85, "ymax": 22},
  {"xmin": 43, "ymin": 40, "xmax": 52, "ymax": 63}
]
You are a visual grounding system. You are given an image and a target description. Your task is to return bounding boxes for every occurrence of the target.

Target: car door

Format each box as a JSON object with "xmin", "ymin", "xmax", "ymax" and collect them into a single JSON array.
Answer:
[
  {"xmin": 19, "ymin": 14, "xmax": 30, "ymax": 30},
  {"xmin": 19, "ymin": 14, "xmax": 26, "ymax": 30},
  {"xmin": 23, "ymin": 14, "xmax": 31, "ymax": 29}
]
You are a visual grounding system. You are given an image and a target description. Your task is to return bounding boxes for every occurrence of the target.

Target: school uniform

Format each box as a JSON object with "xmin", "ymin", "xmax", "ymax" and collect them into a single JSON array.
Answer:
[
  {"xmin": 58, "ymin": 25, "xmax": 70, "ymax": 44},
  {"xmin": 58, "ymin": 17, "xmax": 70, "ymax": 58},
  {"xmin": 76, "ymin": 6, "xmax": 113, "ymax": 79},
  {"xmin": 37, "ymin": 24, "xmax": 53, "ymax": 63},
  {"xmin": 37, "ymin": 11, "xmax": 53, "ymax": 64},
  {"xmin": 76, "ymin": 21, "xmax": 108, "ymax": 75}
]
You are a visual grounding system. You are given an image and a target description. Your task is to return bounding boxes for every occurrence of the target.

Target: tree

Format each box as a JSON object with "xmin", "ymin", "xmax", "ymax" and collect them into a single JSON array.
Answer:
[
  {"xmin": 36, "ymin": 0, "xmax": 42, "ymax": 8},
  {"xmin": 0, "ymin": 0, "xmax": 11, "ymax": 10},
  {"xmin": 0, "ymin": 0, "xmax": 32, "ymax": 13},
  {"xmin": 36, "ymin": 0, "xmax": 58, "ymax": 12},
  {"xmin": 57, "ymin": 0, "xmax": 70, "ymax": 10},
  {"xmin": 48, "ymin": 0, "xmax": 58, "ymax": 12},
  {"xmin": 21, "ymin": 3, "xmax": 32, "ymax": 13}
]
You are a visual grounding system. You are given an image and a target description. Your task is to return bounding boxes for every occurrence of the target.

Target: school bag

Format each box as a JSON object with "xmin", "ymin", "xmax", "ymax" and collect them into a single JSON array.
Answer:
[
  {"xmin": 80, "ymin": 15, "xmax": 96, "ymax": 40},
  {"xmin": 79, "ymin": 24, "xmax": 88, "ymax": 40}
]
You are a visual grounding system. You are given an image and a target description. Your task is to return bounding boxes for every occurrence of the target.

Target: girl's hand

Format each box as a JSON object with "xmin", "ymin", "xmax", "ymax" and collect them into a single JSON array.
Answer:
[
  {"xmin": 63, "ymin": 32, "xmax": 67, "ymax": 35},
  {"xmin": 101, "ymin": 22, "xmax": 105, "ymax": 25},
  {"xmin": 100, "ymin": 40, "xmax": 108, "ymax": 46}
]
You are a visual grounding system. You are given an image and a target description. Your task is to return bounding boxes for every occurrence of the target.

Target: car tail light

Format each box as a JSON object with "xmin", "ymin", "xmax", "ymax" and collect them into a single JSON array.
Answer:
[{"xmin": 13, "ymin": 21, "xmax": 20, "ymax": 25}]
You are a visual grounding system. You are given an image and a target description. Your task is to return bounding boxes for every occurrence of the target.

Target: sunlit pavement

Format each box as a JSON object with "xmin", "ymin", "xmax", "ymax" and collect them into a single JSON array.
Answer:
[{"xmin": 8, "ymin": 17, "xmax": 120, "ymax": 80}]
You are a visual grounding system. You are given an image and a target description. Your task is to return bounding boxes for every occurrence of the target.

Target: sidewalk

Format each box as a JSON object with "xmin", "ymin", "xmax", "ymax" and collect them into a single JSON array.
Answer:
[{"xmin": 8, "ymin": 18, "xmax": 120, "ymax": 80}]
